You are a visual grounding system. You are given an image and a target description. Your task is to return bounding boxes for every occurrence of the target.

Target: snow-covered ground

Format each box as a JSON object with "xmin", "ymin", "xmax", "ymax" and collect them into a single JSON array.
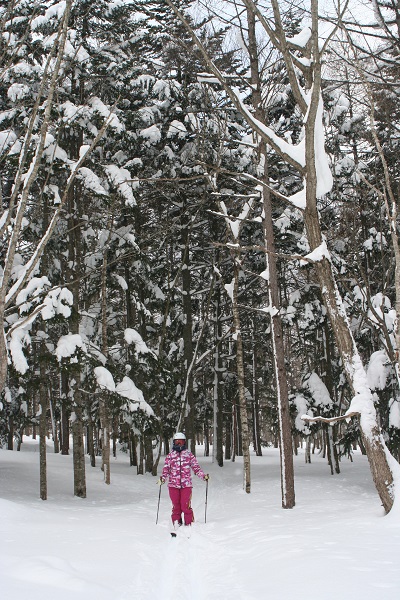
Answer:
[{"xmin": 1, "ymin": 439, "xmax": 399, "ymax": 599}]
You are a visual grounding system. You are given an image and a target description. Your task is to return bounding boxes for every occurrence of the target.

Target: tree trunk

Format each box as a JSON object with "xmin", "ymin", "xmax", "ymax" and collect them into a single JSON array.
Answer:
[
  {"xmin": 301, "ymin": 3, "xmax": 394, "ymax": 511},
  {"xmin": 232, "ymin": 259, "xmax": 251, "ymax": 493},
  {"xmin": 231, "ymin": 403, "xmax": 236, "ymax": 463},
  {"xmin": 137, "ymin": 435, "xmax": 144, "ymax": 475},
  {"xmin": 251, "ymin": 330, "xmax": 262, "ymax": 457},
  {"xmin": 49, "ymin": 397, "xmax": 60, "ymax": 454},
  {"xmin": 305, "ymin": 437, "xmax": 312, "ymax": 464},
  {"xmin": 88, "ymin": 419, "xmax": 96, "ymax": 467},
  {"xmin": 181, "ymin": 215, "xmax": 195, "ymax": 453},
  {"xmin": 99, "ymin": 397, "xmax": 110, "ymax": 484},
  {"xmin": 0, "ymin": 2, "xmax": 73, "ymax": 394},
  {"xmin": 145, "ymin": 433, "xmax": 154, "ymax": 473},
  {"xmin": 68, "ymin": 177, "xmax": 86, "ymax": 498},
  {"xmin": 60, "ymin": 375, "xmax": 70, "ymax": 456},
  {"xmin": 39, "ymin": 360, "xmax": 48, "ymax": 500},
  {"xmin": 204, "ymin": 425, "xmax": 210, "ymax": 457},
  {"xmin": 214, "ymin": 283, "xmax": 224, "ymax": 467},
  {"xmin": 32, "ymin": 393, "xmax": 37, "ymax": 440},
  {"xmin": 168, "ymin": 0, "xmax": 398, "ymax": 510},
  {"xmin": 225, "ymin": 411, "xmax": 232, "ymax": 461},
  {"xmin": 72, "ymin": 388, "xmax": 86, "ymax": 498},
  {"xmin": 247, "ymin": 6, "xmax": 295, "ymax": 508},
  {"xmin": 100, "ymin": 241, "xmax": 111, "ymax": 484},
  {"xmin": 7, "ymin": 416, "xmax": 14, "ymax": 450},
  {"xmin": 130, "ymin": 431, "xmax": 138, "ymax": 467}
]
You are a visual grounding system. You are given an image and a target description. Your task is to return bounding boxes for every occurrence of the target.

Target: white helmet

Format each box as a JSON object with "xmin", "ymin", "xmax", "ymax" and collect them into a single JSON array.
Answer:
[{"xmin": 173, "ymin": 432, "xmax": 186, "ymax": 440}]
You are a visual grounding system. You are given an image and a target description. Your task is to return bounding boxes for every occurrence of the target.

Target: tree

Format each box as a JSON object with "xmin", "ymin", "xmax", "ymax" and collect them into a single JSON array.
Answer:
[{"xmin": 164, "ymin": 0, "xmax": 400, "ymax": 512}]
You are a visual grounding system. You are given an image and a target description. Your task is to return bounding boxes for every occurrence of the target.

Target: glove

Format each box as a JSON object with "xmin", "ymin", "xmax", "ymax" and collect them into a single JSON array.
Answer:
[
  {"xmin": 204, "ymin": 474, "xmax": 209, "ymax": 481},
  {"xmin": 157, "ymin": 477, "xmax": 165, "ymax": 486}
]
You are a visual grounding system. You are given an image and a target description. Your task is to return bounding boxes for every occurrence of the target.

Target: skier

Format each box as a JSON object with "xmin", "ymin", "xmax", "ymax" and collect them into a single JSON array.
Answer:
[{"xmin": 158, "ymin": 432, "xmax": 209, "ymax": 530}]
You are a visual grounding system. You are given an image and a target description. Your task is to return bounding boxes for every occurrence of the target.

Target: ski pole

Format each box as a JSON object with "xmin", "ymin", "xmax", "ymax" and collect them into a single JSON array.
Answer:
[
  {"xmin": 205, "ymin": 479, "xmax": 209, "ymax": 523},
  {"xmin": 156, "ymin": 482, "xmax": 162, "ymax": 524}
]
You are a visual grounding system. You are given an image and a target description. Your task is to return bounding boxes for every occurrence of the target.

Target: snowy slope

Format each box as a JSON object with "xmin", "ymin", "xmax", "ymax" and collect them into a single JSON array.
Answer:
[{"xmin": 1, "ymin": 439, "xmax": 399, "ymax": 599}]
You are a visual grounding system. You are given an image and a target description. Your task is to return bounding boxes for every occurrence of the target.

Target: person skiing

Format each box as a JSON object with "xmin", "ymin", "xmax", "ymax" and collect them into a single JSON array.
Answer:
[{"xmin": 158, "ymin": 432, "xmax": 209, "ymax": 529}]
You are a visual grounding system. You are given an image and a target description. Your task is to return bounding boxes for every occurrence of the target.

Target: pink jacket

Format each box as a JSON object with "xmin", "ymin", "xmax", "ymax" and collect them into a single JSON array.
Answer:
[{"xmin": 162, "ymin": 449, "xmax": 206, "ymax": 488}]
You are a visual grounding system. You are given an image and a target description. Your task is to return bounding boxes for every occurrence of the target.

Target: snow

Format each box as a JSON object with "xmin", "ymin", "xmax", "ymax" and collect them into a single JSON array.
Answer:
[
  {"xmin": 31, "ymin": 1, "xmax": 67, "ymax": 30},
  {"xmin": 167, "ymin": 120, "xmax": 188, "ymax": 139},
  {"xmin": 233, "ymin": 89, "xmax": 306, "ymax": 168},
  {"xmin": 0, "ymin": 129, "xmax": 17, "ymax": 154},
  {"xmin": 139, "ymin": 124, "xmax": 162, "ymax": 144},
  {"xmin": 43, "ymin": 133, "xmax": 70, "ymax": 163},
  {"xmin": 367, "ymin": 350, "xmax": 389, "ymax": 390},
  {"xmin": 314, "ymin": 95, "xmax": 334, "ymax": 197},
  {"xmin": 1, "ymin": 441, "xmax": 400, "ymax": 600},
  {"xmin": 301, "ymin": 240, "xmax": 331, "ymax": 265},
  {"xmin": 224, "ymin": 278, "xmax": 234, "ymax": 302},
  {"xmin": 89, "ymin": 98, "xmax": 123, "ymax": 133},
  {"xmin": 60, "ymin": 100, "xmax": 81, "ymax": 122},
  {"xmin": 304, "ymin": 372, "xmax": 333, "ymax": 409},
  {"xmin": 124, "ymin": 328, "xmax": 154, "ymax": 355},
  {"xmin": 7, "ymin": 83, "xmax": 30, "ymax": 101},
  {"xmin": 115, "ymin": 376, "xmax": 155, "ymax": 416},
  {"xmin": 287, "ymin": 187, "xmax": 306, "ymax": 210},
  {"xmin": 76, "ymin": 167, "xmax": 108, "ymax": 196},
  {"xmin": 104, "ymin": 165, "xmax": 136, "ymax": 207},
  {"xmin": 94, "ymin": 366, "xmax": 116, "ymax": 392},
  {"xmin": 9, "ymin": 327, "xmax": 30, "ymax": 374},
  {"xmin": 114, "ymin": 274, "xmax": 128, "ymax": 290},
  {"xmin": 46, "ymin": 184, "xmax": 61, "ymax": 204},
  {"xmin": 389, "ymin": 399, "xmax": 400, "ymax": 429},
  {"xmin": 41, "ymin": 287, "xmax": 73, "ymax": 320},
  {"xmin": 287, "ymin": 27, "xmax": 312, "ymax": 48},
  {"xmin": 293, "ymin": 393, "xmax": 312, "ymax": 433},
  {"xmin": 16, "ymin": 276, "xmax": 51, "ymax": 307},
  {"xmin": 55, "ymin": 333, "xmax": 86, "ymax": 360}
]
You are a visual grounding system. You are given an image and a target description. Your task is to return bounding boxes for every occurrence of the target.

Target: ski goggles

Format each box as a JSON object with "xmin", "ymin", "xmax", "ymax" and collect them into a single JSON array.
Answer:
[{"xmin": 173, "ymin": 439, "xmax": 185, "ymax": 445}]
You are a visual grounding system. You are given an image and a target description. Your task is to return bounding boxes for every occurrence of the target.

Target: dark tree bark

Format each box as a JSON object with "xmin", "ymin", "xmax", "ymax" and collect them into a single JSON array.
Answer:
[
  {"xmin": 251, "ymin": 328, "xmax": 262, "ymax": 457},
  {"xmin": 247, "ymin": 6, "xmax": 295, "ymax": 508},
  {"xmin": 60, "ymin": 372, "xmax": 70, "ymax": 456},
  {"xmin": 39, "ymin": 358, "xmax": 48, "ymax": 500},
  {"xmin": 68, "ymin": 179, "xmax": 86, "ymax": 498},
  {"xmin": 145, "ymin": 434, "xmax": 154, "ymax": 473},
  {"xmin": 214, "ymin": 283, "xmax": 224, "ymax": 467},
  {"xmin": 181, "ymin": 213, "xmax": 195, "ymax": 453}
]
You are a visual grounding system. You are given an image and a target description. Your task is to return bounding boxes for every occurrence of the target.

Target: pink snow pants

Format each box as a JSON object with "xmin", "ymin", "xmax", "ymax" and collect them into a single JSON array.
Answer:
[{"xmin": 168, "ymin": 487, "xmax": 194, "ymax": 525}]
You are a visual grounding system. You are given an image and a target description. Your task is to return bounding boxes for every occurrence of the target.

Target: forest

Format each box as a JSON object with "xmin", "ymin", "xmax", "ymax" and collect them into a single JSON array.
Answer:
[{"xmin": 1, "ymin": 0, "xmax": 400, "ymax": 512}]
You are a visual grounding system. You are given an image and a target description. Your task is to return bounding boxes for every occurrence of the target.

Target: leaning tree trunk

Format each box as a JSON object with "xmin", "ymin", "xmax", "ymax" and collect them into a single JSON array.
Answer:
[{"xmin": 303, "ymin": 3, "xmax": 394, "ymax": 512}]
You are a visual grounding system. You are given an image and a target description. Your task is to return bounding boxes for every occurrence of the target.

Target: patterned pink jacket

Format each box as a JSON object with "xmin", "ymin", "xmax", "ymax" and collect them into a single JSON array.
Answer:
[{"xmin": 161, "ymin": 449, "xmax": 206, "ymax": 488}]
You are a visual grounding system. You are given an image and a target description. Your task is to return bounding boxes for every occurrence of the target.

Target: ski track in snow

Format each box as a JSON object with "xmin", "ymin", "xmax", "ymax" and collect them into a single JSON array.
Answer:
[{"xmin": 1, "ymin": 440, "xmax": 400, "ymax": 600}]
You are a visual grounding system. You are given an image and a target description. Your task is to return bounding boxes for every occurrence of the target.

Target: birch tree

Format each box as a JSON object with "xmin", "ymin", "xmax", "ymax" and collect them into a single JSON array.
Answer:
[
  {"xmin": 0, "ymin": 1, "xmax": 116, "ymax": 395},
  {"xmin": 220, "ymin": 200, "xmax": 254, "ymax": 493}
]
